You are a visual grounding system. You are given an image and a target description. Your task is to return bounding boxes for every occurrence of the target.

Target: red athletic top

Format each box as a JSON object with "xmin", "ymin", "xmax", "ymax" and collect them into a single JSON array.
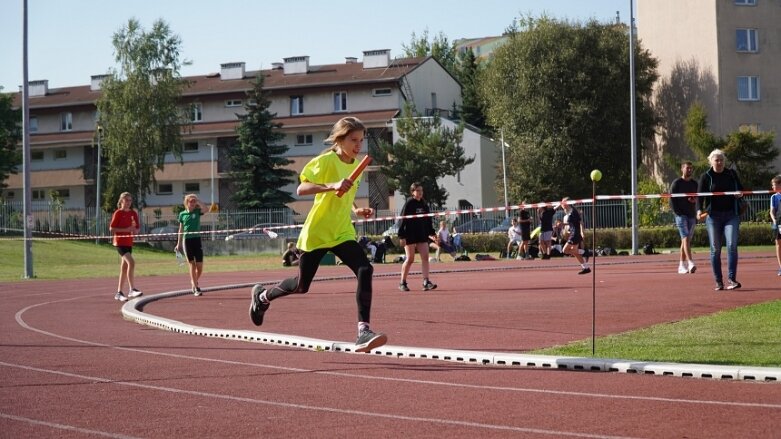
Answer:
[{"xmin": 110, "ymin": 209, "xmax": 138, "ymax": 247}]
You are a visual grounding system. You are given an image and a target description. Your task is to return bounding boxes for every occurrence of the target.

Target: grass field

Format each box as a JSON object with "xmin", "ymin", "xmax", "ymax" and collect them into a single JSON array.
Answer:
[{"xmin": 2, "ymin": 239, "xmax": 779, "ymax": 367}]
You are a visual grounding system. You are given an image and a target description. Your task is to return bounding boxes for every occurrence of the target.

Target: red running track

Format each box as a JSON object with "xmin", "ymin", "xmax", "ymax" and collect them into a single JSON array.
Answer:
[{"xmin": 1, "ymin": 252, "xmax": 780, "ymax": 438}]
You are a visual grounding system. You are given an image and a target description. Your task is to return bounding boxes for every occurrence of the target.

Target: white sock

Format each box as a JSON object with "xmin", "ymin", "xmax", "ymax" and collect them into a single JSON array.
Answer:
[
  {"xmin": 259, "ymin": 290, "xmax": 269, "ymax": 304},
  {"xmin": 358, "ymin": 322, "xmax": 369, "ymax": 333}
]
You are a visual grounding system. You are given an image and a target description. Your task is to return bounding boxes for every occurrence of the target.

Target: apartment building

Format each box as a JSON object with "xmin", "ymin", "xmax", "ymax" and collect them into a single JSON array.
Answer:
[
  {"xmin": 4, "ymin": 49, "xmax": 498, "ymax": 218},
  {"xmin": 638, "ymin": 0, "xmax": 780, "ymax": 177}
]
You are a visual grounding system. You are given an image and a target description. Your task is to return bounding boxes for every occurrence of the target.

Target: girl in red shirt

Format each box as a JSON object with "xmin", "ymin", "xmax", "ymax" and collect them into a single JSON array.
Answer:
[{"xmin": 109, "ymin": 192, "xmax": 142, "ymax": 302}]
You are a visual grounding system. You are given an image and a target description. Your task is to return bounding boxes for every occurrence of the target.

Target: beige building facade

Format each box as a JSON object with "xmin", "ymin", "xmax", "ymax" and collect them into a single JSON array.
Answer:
[{"xmin": 638, "ymin": 0, "xmax": 780, "ymax": 178}]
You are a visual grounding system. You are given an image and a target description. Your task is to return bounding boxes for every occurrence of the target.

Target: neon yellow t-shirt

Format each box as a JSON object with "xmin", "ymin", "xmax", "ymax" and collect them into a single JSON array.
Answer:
[{"xmin": 296, "ymin": 151, "xmax": 361, "ymax": 251}]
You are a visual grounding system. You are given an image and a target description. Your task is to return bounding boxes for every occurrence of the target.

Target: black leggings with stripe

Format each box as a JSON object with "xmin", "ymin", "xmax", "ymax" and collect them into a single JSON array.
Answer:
[{"xmin": 265, "ymin": 240, "xmax": 374, "ymax": 323}]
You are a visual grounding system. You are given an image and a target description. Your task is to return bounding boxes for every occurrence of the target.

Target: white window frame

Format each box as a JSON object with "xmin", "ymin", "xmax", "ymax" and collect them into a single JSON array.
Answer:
[
  {"xmin": 183, "ymin": 142, "xmax": 199, "ymax": 153},
  {"xmin": 737, "ymin": 76, "xmax": 760, "ymax": 101},
  {"xmin": 735, "ymin": 0, "xmax": 756, "ymax": 5},
  {"xmin": 290, "ymin": 96, "xmax": 304, "ymax": 115},
  {"xmin": 295, "ymin": 134, "xmax": 313, "ymax": 146},
  {"xmin": 333, "ymin": 91, "xmax": 348, "ymax": 112},
  {"xmin": 60, "ymin": 112, "xmax": 72, "ymax": 131},
  {"xmin": 736, "ymin": 29, "xmax": 758, "ymax": 52},
  {"xmin": 191, "ymin": 103, "xmax": 203, "ymax": 122},
  {"xmin": 372, "ymin": 88, "xmax": 392, "ymax": 97},
  {"xmin": 29, "ymin": 116, "xmax": 38, "ymax": 132},
  {"xmin": 225, "ymin": 99, "xmax": 243, "ymax": 107},
  {"xmin": 32, "ymin": 190, "xmax": 46, "ymax": 200},
  {"xmin": 156, "ymin": 183, "xmax": 173, "ymax": 195}
]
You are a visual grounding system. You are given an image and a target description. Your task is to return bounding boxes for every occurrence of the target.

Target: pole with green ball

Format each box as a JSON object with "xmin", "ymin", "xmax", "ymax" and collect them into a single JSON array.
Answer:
[{"xmin": 589, "ymin": 169, "xmax": 602, "ymax": 356}]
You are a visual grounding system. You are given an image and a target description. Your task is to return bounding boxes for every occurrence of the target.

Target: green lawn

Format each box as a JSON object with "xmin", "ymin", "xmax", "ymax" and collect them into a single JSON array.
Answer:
[{"xmin": 2, "ymin": 239, "xmax": 779, "ymax": 367}]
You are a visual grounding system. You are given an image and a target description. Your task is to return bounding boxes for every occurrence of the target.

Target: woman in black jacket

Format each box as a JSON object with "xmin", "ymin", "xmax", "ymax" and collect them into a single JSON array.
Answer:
[
  {"xmin": 397, "ymin": 182, "xmax": 438, "ymax": 292},
  {"xmin": 697, "ymin": 149, "xmax": 743, "ymax": 291}
]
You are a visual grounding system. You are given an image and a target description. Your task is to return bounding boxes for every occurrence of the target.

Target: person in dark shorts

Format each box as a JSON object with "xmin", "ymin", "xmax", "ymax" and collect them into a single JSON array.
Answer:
[
  {"xmin": 109, "ymin": 192, "xmax": 143, "ymax": 302},
  {"xmin": 518, "ymin": 203, "xmax": 532, "ymax": 259},
  {"xmin": 537, "ymin": 205, "xmax": 555, "ymax": 259},
  {"xmin": 397, "ymin": 182, "xmax": 438, "ymax": 292},
  {"xmin": 669, "ymin": 161, "xmax": 699, "ymax": 274},
  {"xmin": 560, "ymin": 197, "xmax": 590, "ymax": 274},
  {"xmin": 176, "ymin": 194, "xmax": 209, "ymax": 296},
  {"xmin": 248, "ymin": 116, "xmax": 386, "ymax": 353}
]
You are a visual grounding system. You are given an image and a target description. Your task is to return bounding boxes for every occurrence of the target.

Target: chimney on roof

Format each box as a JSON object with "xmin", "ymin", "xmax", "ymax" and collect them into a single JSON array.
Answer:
[
  {"xmin": 90, "ymin": 74, "xmax": 110, "ymax": 91},
  {"xmin": 28, "ymin": 80, "xmax": 48, "ymax": 97},
  {"xmin": 220, "ymin": 62, "xmax": 246, "ymax": 80},
  {"xmin": 283, "ymin": 56, "xmax": 309, "ymax": 75},
  {"xmin": 271, "ymin": 62, "xmax": 283, "ymax": 70},
  {"xmin": 363, "ymin": 49, "xmax": 390, "ymax": 69},
  {"xmin": 345, "ymin": 57, "xmax": 357, "ymax": 64}
]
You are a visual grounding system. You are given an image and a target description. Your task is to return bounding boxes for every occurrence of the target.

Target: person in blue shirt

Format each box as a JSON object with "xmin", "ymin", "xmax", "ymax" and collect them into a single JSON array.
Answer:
[{"xmin": 770, "ymin": 175, "xmax": 781, "ymax": 276}]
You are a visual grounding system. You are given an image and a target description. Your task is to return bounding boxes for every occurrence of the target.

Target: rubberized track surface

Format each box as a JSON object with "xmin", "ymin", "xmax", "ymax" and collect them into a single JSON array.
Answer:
[{"xmin": 2, "ymin": 253, "xmax": 780, "ymax": 438}]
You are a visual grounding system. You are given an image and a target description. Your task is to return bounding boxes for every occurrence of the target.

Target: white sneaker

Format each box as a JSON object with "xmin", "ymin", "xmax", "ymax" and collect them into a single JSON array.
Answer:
[
  {"xmin": 114, "ymin": 291, "xmax": 128, "ymax": 302},
  {"xmin": 687, "ymin": 261, "xmax": 696, "ymax": 274},
  {"xmin": 677, "ymin": 265, "xmax": 688, "ymax": 274},
  {"xmin": 128, "ymin": 289, "xmax": 143, "ymax": 298}
]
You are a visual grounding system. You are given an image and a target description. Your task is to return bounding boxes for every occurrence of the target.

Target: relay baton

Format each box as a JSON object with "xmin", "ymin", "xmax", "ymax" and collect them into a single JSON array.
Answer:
[{"xmin": 336, "ymin": 155, "xmax": 372, "ymax": 198}]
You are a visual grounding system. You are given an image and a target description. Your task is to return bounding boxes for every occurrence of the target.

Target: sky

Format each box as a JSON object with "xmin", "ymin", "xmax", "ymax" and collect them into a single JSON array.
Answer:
[{"xmin": 0, "ymin": 0, "xmax": 633, "ymax": 92}]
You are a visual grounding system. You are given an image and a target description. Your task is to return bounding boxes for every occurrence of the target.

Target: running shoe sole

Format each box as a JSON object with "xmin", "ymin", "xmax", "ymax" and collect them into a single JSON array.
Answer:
[{"xmin": 355, "ymin": 333, "xmax": 388, "ymax": 353}]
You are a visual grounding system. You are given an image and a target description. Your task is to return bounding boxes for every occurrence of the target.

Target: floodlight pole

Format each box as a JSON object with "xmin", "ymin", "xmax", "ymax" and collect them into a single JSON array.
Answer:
[
  {"xmin": 95, "ymin": 126, "xmax": 102, "ymax": 244},
  {"xmin": 500, "ymin": 129, "xmax": 509, "ymax": 218},
  {"xmin": 591, "ymin": 180, "xmax": 597, "ymax": 356},
  {"xmin": 629, "ymin": 0, "xmax": 639, "ymax": 254},
  {"xmin": 22, "ymin": 0, "xmax": 34, "ymax": 278}
]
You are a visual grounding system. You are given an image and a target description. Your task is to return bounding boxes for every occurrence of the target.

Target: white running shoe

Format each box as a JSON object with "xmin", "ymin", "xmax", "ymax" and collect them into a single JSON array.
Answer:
[
  {"xmin": 128, "ymin": 289, "xmax": 143, "ymax": 298},
  {"xmin": 687, "ymin": 261, "xmax": 696, "ymax": 274},
  {"xmin": 114, "ymin": 291, "xmax": 128, "ymax": 302},
  {"xmin": 678, "ymin": 265, "xmax": 688, "ymax": 274}
]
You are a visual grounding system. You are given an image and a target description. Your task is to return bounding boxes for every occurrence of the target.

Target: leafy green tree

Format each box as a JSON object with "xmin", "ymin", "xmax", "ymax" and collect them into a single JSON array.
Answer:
[
  {"xmin": 0, "ymin": 89, "xmax": 22, "ymax": 188},
  {"xmin": 456, "ymin": 48, "xmax": 486, "ymax": 131},
  {"xmin": 402, "ymin": 29, "xmax": 458, "ymax": 77},
  {"xmin": 683, "ymin": 102, "xmax": 777, "ymax": 189},
  {"xmin": 480, "ymin": 16, "xmax": 659, "ymax": 201},
  {"xmin": 227, "ymin": 73, "xmax": 294, "ymax": 209},
  {"xmin": 97, "ymin": 18, "xmax": 191, "ymax": 210},
  {"xmin": 375, "ymin": 104, "xmax": 473, "ymax": 208}
]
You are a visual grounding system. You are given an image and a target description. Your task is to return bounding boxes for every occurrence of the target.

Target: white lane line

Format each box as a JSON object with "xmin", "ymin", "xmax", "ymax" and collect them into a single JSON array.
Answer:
[
  {"xmin": 0, "ymin": 361, "xmax": 639, "ymax": 439},
  {"xmin": 0, "ymin": 412, "xmax": 141, "ymax": 439}
]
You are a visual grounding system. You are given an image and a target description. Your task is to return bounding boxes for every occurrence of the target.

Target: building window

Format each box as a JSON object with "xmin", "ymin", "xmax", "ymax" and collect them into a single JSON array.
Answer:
[
  {"xmin": 184, "ymin": 182, "xmax": 200, "ymax": 193},
  {"xmin": 183, "ymin": 142, "xmax": 199, "ymax": 152},
  {"xmin": 737, "ymin": 76, "xmax": 760, "ymax": 101},
  {"xmin": 225, "ymin": 99, "xmax": 243, "ymax": 107},
  {"xmin": 60, "ymin": 112, "xmax": 72, "ymax": 131},
  {"xmin": 295, "ymin": 134, "xmax": 313, "ymax": 145},
  {"xmin": 333, "ymin": 91, "xmax": 347, "ymax": 112},
  {"xmin": 247, "ymin": 98, "xmax": 257, "ymax": 107},
  {"xmin": 31, "ymin": 151, "xmax": 44, "ymax": 161},
  {"xmin": 32, "ymin": 190, "xmax": 45, "ymax": 200},
  {"xmin": 372, "ymin": 88, "xmax": 392, "ymax": 97},
  {"xmin": 191, "ymin": 103, "xmax": 203, "ymax": 122},
  {"xmin": 156, "ymin": 183, "xmax": 173, "ymax": 195},
  {"xmin": 6, "ymin": 191, "xmax": 15, "ymax": 199},
  {"xmin": 739, "ymin": 123, "xmax": 760, "ymax": 134},
  {"xmin": 54, "ymin": 150, "xmax": 67, "ymax": 160},
  {"xmin": 735, "ymin": 0, "xmax": 756, "ymax": 5},
  {"xmin": 52, "ymin": 189, "xmax": 70, "ymax": 199},
  {"xmin": 290, "ymin": 96, "xmax": 304, "ymax": 115},
  {"xmin": 736, "ymin": 29, "xmax": 758, "ymax": 52},
  {"xmin": 29, "ymin": 116, "xmax": 38, "ymax": 132}
]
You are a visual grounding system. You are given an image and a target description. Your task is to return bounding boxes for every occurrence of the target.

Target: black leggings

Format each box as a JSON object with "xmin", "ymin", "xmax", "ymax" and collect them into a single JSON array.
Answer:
[{"xmin": 265, "ymin": 240, "xmax": 374, "ymax": 323}]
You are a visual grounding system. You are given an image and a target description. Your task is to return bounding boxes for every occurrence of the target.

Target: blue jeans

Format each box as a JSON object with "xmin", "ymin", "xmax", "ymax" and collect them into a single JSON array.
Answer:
[{"xmin": 705, "ymin": 211, "xmax": 740, "ymax": 283}]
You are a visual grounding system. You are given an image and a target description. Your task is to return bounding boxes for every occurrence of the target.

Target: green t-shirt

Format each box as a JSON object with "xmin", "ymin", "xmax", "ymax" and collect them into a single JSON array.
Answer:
[
  {"xmin": 296, "ymin": 151, "xmax": 361, "ymax": 252},
  {"xmin": 178, "ymin": 208, "xmax": 202, "ymax": 239}
]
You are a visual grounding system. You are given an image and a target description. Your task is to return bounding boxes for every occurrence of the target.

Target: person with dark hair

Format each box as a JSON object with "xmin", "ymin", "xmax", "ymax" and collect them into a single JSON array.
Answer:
[
  {"xmin": 670, "ymin": 161, "xmax": 699, "ymax": 274},
  {"xmin": 397, "ymin": 182, "xmax": 438, "ymax": 291},
  {"xmin": 697, "ymin": 149, "xmax": 743, "ymax": 291},
  {"xmin": 537, "ymin": 205, "xmax": 555, "ymax": 259},
  {"xmin": 248, "ymin": 116, "xmax": 386, "ymax": 353},
  {"xmin": 110, "ymin": 192, "xmax": 143, "ymax": 302},
  {"xmin": 771, "ymin": 175, "xmax": 781, "ymax": 276}
]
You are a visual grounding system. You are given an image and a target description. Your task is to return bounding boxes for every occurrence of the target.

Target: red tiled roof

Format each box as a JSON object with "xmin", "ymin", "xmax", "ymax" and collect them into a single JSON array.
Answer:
[{"xmin": 12, "ymin": 57, "xmax": 428, "ymax": 108}]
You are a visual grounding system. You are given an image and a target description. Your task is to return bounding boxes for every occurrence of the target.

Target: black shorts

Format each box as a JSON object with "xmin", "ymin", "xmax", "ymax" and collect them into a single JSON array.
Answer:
[
  {"xmin": 116, "ymin": 246, "xmax": 133, "ymax": 256},
  {"xmin": 183, "ymin": 237, "xmax": 204, "ymax": 263},
  {"xmin": 520, "ymin": 228, "xmax": 531, "ymax": 241}
]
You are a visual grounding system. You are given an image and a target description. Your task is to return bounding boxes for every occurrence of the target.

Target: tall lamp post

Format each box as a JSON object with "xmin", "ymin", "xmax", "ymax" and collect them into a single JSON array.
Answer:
[
  {"xmin": 629, "ymin": 0, "xmax": 639, "ymax": 254},
  {"xmin": 208, "ymin": 143, "xmax": 216, "ymax": 240},
  {"xmin": 95, "ymin": 125, "xmax": 102, "ymax": 244},
  {"xmin": 500, "ymin": 129, "xmax": 509, "ymax": 218}
]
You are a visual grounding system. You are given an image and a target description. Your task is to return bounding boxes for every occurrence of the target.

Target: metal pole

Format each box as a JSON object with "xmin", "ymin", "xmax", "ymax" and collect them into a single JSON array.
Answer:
[
  {"xmin": 500, "ymin": 129, "xmax": 509, "ymax": 217},
  {"xmin": 591, "ymin": 180, "xmax": 597, "ymax": 356},
  {"xmin": 629, "ymin": 0, "xmax": 639, "ymax": 254},
  {"xmin": 95, "ymin": 126, "xmax": 102, "ymax": 244},
  {"xmin": 22, "ymin": 0, "xmax": 34, "ymax": 278},
  {"xmin": 209, "ymin": 143, "xmax": 215, "ymax": 240}
]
